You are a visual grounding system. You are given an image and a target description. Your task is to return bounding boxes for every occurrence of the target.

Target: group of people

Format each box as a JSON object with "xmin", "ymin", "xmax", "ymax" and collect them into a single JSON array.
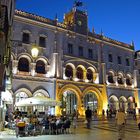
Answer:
[{"xmin": 84, "ymin": 106, "xmax": 140, "ymax": 140}]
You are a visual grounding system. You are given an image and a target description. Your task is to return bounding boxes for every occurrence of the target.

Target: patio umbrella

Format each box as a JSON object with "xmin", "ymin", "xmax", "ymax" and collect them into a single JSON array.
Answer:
[{"xmin": 15, "ymin": 96, "xmax": 61, "ymax": 107}]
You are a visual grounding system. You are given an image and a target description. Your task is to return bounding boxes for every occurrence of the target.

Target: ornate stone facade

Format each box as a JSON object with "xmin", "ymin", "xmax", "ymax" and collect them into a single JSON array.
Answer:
[{"xmin": 9, "ymin": 7, "xmax": 140, "ymax": 116}]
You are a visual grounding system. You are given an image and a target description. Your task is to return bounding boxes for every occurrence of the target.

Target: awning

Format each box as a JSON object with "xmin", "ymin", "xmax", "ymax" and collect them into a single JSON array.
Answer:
[
  {"xmin": 0, "ymin": 64, "xmax": 6, "ymax": 91},
  {"xmin": 15, "ymin": 96, "xmax": 61, "ymax": 107}
]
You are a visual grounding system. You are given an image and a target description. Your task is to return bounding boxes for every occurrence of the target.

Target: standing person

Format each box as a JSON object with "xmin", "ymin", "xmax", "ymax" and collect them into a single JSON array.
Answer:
[
  {"xmin": 85, "ymin": 106, "xmax": 92, "ymax": 129},
  {"xmin": 72, "ymin": 109, "xmax": 77, "ymax": 133},
  {"xmin": 115, "ymin": 109, "xmax": 126, "ymax": 140},
  {"xmin": 137, "ymin": 116, "xmax": 140, "ymax": 130}
]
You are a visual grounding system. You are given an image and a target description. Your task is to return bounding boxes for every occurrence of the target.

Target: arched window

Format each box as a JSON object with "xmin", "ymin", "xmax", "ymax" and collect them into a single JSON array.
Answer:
[
  {"xmin": 76, "ymin": 67, "xmax": 83, "ymax": 79},
  {"xmin": 65, "ymin": 65, "xmax": 73, "ymax": 78},
  {"xmin": 108, "ymin": 72, "xmax": 114, "ymax": 83},
  {"xmin": 126, "ymin": 76, "xmax": 132, "ymax": 86},
  {"xmin": 36, "ymin": 60, "xmax": 46, "ymax": 74},
  {"xmin": 87, "ymin": 69, "xmax": 93, "ymax": 81},
  {"xmin": 18, "ymin": 58, "xmax": 29, "ymax": 72},
  {"xmin": 117, "ymin": 75, "xmax": 123, "ymax": 84}
]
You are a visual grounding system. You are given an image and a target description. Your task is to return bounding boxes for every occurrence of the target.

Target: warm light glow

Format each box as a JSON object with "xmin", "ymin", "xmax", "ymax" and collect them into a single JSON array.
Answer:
[
  {"xmin": 73, "ymin": 77, "xmax": 79, "ymax": 82},
  {"xmin": 131, "ymin": 84, "xmax": 134, "ymax": 88},
  {"xmin": 31, "ymin": 45, "xmax": 39, "ymax": 58},
  {"xmin": 94, "ymin": 76, "xmax": 99, "ymax": 84},
  {"xmin": 85, "ymin": 79, "xmax": 89, "ymax": 83},
  {"xmin": 46, "ymin": 72, "xmax": 51, "ymax": 77},
  {"xmin": 12, "ymin": 67, "xmax": 17, "ymax": 74},
  {"xmin": 63, "ymin": 73, "xmax": 68, "ymax": 80}
]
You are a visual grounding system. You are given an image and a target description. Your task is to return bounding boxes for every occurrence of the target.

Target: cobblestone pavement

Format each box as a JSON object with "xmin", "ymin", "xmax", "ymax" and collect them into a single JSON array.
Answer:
[{"xmin": 0, "ymin": 118, "xmax": 140, "ymax": 140}]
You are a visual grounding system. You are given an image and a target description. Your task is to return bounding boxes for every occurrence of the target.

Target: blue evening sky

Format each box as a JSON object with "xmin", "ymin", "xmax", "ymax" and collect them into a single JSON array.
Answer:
[{"xmin": 16, "ymin": 0, "xmax": 140, "ymax": 50}]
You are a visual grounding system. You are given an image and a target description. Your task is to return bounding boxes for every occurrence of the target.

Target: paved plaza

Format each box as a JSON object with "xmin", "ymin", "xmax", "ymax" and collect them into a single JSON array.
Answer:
[{"xmin": 0, "ymin": 118, "xmax": 140, "ymax": 140}]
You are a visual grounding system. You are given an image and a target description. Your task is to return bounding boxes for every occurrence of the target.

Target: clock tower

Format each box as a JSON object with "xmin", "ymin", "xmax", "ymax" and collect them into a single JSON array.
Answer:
[{"xmin": 64, "ymin": 7, "xmax": 88, "ymax": 35}]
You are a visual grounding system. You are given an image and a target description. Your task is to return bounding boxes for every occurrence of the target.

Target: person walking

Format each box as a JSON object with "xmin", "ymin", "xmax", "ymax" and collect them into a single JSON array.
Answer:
[
  {"xmin": 137, "ymin": 116, "xmax": 140, "ymax": 130},
  {"xmin": 115, "ymin": 109, "xmax": 126, "ymax": 140},
  {"xmin": 85, "ymin": 106, "xmax": 92, "ymax": 129}
]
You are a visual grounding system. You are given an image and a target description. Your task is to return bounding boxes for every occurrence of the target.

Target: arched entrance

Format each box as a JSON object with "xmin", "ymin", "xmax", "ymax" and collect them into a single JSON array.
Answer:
[
  {"xmin": 127, "ymin": 96, "xmax": 135, "ymax": 113},
  {"xmin": 62, "ymin": 90, "xmax": 77, "ymax": 115},
  {"xmin": 57, "ymin": 84, "xmax": 82, "ymax": 116},
  {"xmin": 83, "ymin": 87, "xmax": 103, "ymax": 115},
  {"xmin": 119, "ymin": 96, "xmax": 127, "ymax": 112},
  {"xmin": 84, "ymin": 92, "xmax": 98, "ymax": 112},
  {"xmin": 14, "ymin": 88, "xmax": 32, "ymax": 112},
  {"xmin": 109, "ymin": 95, "xmax": 119, "ymax": 111},
  {"xmin": 33, "ymin": 89, "xmax": 50, "ymax": 114}
]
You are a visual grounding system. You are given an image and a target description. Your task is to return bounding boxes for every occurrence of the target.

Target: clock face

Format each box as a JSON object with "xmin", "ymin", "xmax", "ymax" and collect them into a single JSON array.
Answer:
[{"xmin": 77, "ymin": 20, "xmax": 82, "ymax": 26}]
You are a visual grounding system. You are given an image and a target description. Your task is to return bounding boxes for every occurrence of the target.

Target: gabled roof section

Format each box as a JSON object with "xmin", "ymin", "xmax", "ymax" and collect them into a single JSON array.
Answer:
[
  {"xmin": 15, "ymin": 9, "xmax": 56, "ymax": 25},
  {"xmin": 88, "ymin": 32, "xmax": 133, "ymax": 50},
  {"xmin": 15, "ymin": 9, "xmax": 134, "ymax": 50}
]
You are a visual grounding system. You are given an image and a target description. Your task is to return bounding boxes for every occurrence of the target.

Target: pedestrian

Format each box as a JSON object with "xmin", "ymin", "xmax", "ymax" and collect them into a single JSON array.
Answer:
[
  {"xmin": 106, "ymin": 109, "xmax": 109, "ymax": 118},
  {"xmin": 137, "ymin": 116, "xmax": 140, "ymax": 130},
  {"xmin": 72, "ymin": 109, "xmax": 77, "ymax": 129},
  {"xmin": 85, "ymin": 106, "xmax": 92, "ymax": 129},
  {"xmin": 133, "ymin": 109, "xmax": 136, "ymax": 120},
  {"xmin": 115, "ymin": 109, "xmax": 126, "ymax": 140}
]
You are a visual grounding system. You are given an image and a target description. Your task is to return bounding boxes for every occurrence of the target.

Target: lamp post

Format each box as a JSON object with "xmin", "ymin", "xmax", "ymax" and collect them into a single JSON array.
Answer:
[
  {"xmin": 31, "ymin": 43, "xmax": 39, "ymax": 77},
  {"xmin": 31, "ymin": 43, "xmax": 39, "ymax": 59}
]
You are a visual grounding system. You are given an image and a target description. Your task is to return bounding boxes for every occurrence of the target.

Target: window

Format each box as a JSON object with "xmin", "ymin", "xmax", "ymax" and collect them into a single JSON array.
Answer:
[
  {"xmin": 86, "ymin": 69, "xmax": 93, "ymax": 81},
  {"xmin": 126, "ymin": 58, "xmax": 130, "ymax": 66},
  {"xmin": 39, "ymin": 36, "xmax": 46, "ymax": 47},
  {"xmin": 18, "ymin": 58, "xmax": 29, "ymax": 72},
  {"xmin": 76, "ymin": 67, "xmax": 83, "ymax": 79},
  {"xmin": 126, "ymin": 77, "xmax": 132, "ymax": 85},
  {"xmin": 68, "ymin": 43, "xmax": 73, "ymax": 54},
  {"xmin": 108, "ymin": 54, "xmax": 113, "ymax": 62},
  {"xmin": 0, "ymin": 55, "xmax": 1, "ymax": 63},
  {"xmin": 22, "ymin": 32, "xmax": 30, "ymax": 44},
  {"xmin": 88, "ymin": 49, "xmax": 93, "ymax": 59},
  {"xmin": 65, "ymin": 65, "xmax": 73, "ymax": 78},
  {"xmin": 79, "ymin": 46, "xmax": 83, "ymax": 56},
  {"xmin": 139, "ymin": 69, "xmax": 140, "ymax": 75},
  {"xmin": 117, "ymin": 75, "xmax": 123, "ymax": 84},
  {"xmin": 108, "ymin": 73, "xmax": 114, "ymax": 83},
  {"xmin": 36, "ymin": 60, "xmax": 46, "ymax": 74},
  {"xmin": 117, "ymin": 56, "xmax": 121, "ymax": 64}
]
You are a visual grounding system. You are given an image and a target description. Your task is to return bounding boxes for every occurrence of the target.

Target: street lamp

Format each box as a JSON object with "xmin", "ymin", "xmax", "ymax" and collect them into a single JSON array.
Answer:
[{"xmin": 31, "ymin": 43, "xmax": 39, "ymax": 58}]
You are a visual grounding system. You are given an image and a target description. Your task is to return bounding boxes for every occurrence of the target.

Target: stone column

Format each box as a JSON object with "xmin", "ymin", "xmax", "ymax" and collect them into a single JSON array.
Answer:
[
  {"xmin": 102, "ymin": 63, "xmax": 106, "ymax": 84},
  {"xmin": 124, "ymin": 78, "xmax": 126, "ymax": 87},
  {"xmin": 94, "ymin": 73, "xmax": 99, "ymax": 84},
  {"xmin": 31, "ymin": 62, "xmax": 36, "ymax": 76},
  {"xmin": 134, "ymin": 70, "xmax": 138, "ymax": 88},
  {"xmin": 12, "ymin": 60, "xmax": 18, "ymax": 74},
  {"xmin": 73, "ymin": 69, "xmax": 77, "ymax": 80},
  {"xmin": 83, "ymin": 70, "xmax": 87, "ymax": 81},
  {"xmin": 114, "ymin": 76, "xmax": 118, "ymax": 86},
  {"xmin": 63, "ymin": 67, "xmax": 67, "ymax": 79}
]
